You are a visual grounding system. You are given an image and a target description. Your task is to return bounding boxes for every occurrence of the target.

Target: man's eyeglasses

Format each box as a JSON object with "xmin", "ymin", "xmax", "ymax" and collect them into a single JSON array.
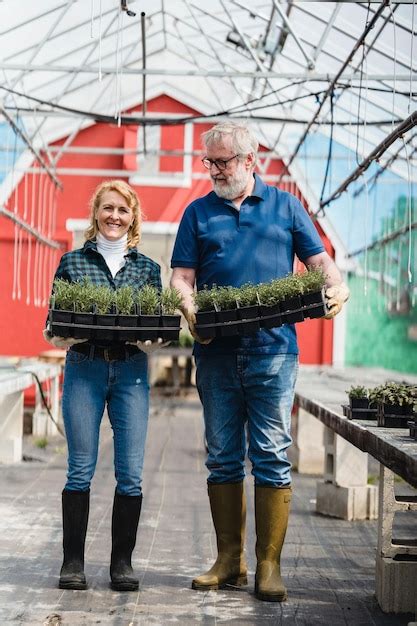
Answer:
[{"xmin": 201, "ymin": 154, "xmax": 240, "ymax": 171}]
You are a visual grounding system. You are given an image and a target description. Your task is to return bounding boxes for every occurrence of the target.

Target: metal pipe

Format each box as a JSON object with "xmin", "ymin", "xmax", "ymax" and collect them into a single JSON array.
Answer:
[
  {"xmin": 347, "ymin": 221, "xmax": 417, "ymax": 258},
  {"xmin": 0, "ymin": 206, "xmax": 62, "ymax": 249},
  {"xmin": 318, "ymin": 111, "xmax": 417, "ymax": 212},
  {"xmin": 0, "ymin": 107, "xmax": 62, "ymax": 189},
  {"xmin": 0, "ymin": 62, "xmax": 409, "ymax": 81},
  {"xmin": 271, "ymin": 0, "xmax": 315, "ymax": 69}
]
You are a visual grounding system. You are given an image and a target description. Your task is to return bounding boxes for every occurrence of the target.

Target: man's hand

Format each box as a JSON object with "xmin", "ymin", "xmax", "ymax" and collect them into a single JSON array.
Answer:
[
  {"xmin": 183, "ymin": 308, "xmax": 213, "ymax": 345},
  {"xmin": 43, "ymin": 328, "xmax": 87, "ymax": 349},
  {"xmin": 128, "ymin": 338, "xmax": 170, "ymax": 354},
  {"xmin": 324, "ymin": 282, "xmax": 350, "ymax": 319}
]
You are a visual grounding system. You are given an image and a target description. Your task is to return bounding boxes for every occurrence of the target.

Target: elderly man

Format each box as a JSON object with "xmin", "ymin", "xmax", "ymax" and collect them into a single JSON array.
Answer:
[{"xmin": 170, "ymin": 122, "xmax": 349, "ymax": 602}]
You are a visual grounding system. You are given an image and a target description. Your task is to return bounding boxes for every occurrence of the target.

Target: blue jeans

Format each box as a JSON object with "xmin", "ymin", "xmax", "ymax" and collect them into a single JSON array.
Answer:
[
  {"xmin": 62, "ymin": 349, "xmax": 149, "ymax": 496},
  {"xmin": 195, "ymin": 353, "xmax": 298, "ymax": 487}
]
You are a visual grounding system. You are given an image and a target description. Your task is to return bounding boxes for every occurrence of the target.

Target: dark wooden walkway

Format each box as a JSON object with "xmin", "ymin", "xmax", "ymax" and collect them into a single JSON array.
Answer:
[{"xmin": 0, "ymin": 389, "xmax": 414, "ymax": 625}]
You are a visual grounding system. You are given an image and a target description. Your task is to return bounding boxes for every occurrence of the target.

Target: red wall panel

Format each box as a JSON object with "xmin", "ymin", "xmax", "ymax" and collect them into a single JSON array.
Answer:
[{"xmin": 0, "ymin": 94, "xmax": 334, "ymax": 362}]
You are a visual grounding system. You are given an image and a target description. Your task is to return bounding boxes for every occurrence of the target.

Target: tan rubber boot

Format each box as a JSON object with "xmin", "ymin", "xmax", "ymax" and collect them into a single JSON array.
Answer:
[
  {"xmin": 255, "ymin": 485, "xmax": 291, "ymax": 602},
  {"xmin": 192, "ymin": 482, "xmax": 248, "ymax": 590}
]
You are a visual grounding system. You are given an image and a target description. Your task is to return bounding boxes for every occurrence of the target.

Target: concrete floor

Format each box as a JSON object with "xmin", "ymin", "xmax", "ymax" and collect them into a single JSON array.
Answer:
[{"xmin": 0, "ymin": 389, "xmax": 414, "ymax": 625}]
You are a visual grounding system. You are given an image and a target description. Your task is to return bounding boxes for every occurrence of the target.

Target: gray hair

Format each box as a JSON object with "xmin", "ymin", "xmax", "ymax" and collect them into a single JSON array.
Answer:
[{"xmin": 202, "ymin": 122, "xmax": 258, "ymax": 166}]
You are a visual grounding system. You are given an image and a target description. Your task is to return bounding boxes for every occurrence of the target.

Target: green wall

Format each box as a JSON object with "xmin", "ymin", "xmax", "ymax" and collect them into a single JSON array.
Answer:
[{"xmin": 345, "ymin": 275, "xmax": 417, "ymax": 374}]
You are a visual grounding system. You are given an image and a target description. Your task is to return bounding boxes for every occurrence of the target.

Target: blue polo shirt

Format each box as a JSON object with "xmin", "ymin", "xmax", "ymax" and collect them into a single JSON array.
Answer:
[{"xmin": 171, "ymin": 174, "xmax": 324, "ymax": 355}]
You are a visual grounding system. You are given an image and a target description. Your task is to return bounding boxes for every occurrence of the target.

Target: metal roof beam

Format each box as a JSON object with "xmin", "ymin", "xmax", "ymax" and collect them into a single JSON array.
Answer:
[
  {"xmin": 271, "ymin": 0, "xmax": 315, "ymax": 70},
  {"xmin": 0, "ymin": 205, "xmax": 61, "ymax": 249},
  {"xmin": 318, "ymin": 111, "xmax": 417, "ymax": 212},
  {"xmin": 0, "ymin": 3, "xmax": 69, "ymax": 38},
  {"xmin": 0, "ymin": 63, "xmax": 410, "ymax": 81}
]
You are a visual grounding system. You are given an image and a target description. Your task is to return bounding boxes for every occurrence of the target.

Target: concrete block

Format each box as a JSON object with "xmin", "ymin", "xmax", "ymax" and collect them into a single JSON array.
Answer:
[
  {"xmin": 333, "ymin": 434, "xmax": 368, "ymax": 487},
  {"xmin": 0, "ymin": 437, "xmax": 22, "ymax": 463},
  {"xmin": 290, "ymin": 408, "xmax": 325, "ymax": 474},
  {"xmin": 316, "ymin": 481, "xmax": 378, "ymax": 520},
  {"xmin": 376, "ymin": 555, "xmax": 417, "ymax": 614}
]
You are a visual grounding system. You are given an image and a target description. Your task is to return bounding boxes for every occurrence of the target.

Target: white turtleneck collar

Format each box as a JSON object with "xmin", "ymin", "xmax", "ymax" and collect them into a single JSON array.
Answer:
[{"xmin": 96, "ymin": 232, "xmax": 128, "ymax": 278}]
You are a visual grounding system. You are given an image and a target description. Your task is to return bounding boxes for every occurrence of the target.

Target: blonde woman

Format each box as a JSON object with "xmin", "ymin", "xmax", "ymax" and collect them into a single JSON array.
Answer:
[{"xmin": 44, "ymin": 180, "xmax": 162, "ymax": 592}]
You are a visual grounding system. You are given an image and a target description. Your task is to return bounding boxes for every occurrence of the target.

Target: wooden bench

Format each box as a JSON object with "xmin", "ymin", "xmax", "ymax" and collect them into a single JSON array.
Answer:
[
  {"xmin": 0, "ymin": 360, "xmax": 61, "ymax": 463},
  {"xmin": 293, "ymin": 365, "xmax": 417, "ymax": 616},
  {"xmin": 148, "ymin": 347, "xmax": 194, "ymax": 390}
]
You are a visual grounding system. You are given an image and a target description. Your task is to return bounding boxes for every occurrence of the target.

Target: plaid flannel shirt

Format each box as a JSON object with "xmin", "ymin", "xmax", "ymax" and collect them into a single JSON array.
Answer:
[{"xmin": 53, "ymin": 239, "xmax": 162, "ymax": 291}]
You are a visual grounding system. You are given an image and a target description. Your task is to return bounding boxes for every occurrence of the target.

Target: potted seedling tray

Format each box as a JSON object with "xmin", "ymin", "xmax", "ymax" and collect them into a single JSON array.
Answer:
[
  {"xmin": 408, "ymin": 419, "xmax": 417, "ymax": 440},
  {"xmin": 160, "ymin": 314, "xmax": 182, "ymax": 341},
  {"xmin": 302, "ymin": 288, "xmax": 327, "ymax": 319},
  {"xmin": 342, "ymin": 404, "xmax": 377, "ymax": 421},
  {"xmin": 195, "ymin": 296, "xmax": 329, "ymax": 338},
  {"xmin": 377, "ymin": 402, "xmax": 414, "ymax": 428},
  {"xmin": 259, "ymin": 303, "xmax": 282, "ymax": 329},
  {"xmin": 49, "ymin": 312, "xmax": 181, "ymax": 342}
]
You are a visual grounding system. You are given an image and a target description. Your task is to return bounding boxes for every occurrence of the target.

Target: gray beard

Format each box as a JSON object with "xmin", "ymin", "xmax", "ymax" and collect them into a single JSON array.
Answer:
[{"xmin": 213, "ymin": 168, "xmax": 251, "ymax": 200}]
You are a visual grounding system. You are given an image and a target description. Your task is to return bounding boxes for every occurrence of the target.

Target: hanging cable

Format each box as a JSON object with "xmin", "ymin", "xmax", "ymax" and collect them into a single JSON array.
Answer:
[
  {"xmin": 319, "ymin": 89, "xmax": 335, "ymax": 208},
  {"xmin": 90, "ymin": 0, "xmax": 95, "ymax": 38},
  {"xmin": 389, "ymin": 2, "xmax": 397, "ymax": 133},
  {"xmin": 316, "ymin": 111, "xmax": 417, "ymax": 214},
  {"xmin": 98, "ymin": 0, "xmax": 103, "ymax": 82},
  {"xmin": 114, "ymin": 6, "xmax": 122, "ymax": 123},
  {"xmin": 409, "ymin": 0, "xmax": 416, "ymax": 113},
  {"xmin": 402, "ymin": 137, "xmax": 413, "ymax": 285}
]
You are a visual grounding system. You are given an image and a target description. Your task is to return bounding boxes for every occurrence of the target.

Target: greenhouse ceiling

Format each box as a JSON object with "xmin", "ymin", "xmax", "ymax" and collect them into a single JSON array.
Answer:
[{"xmin": 0, "ymin": 0, "xmax": 416, "ymax": 206}]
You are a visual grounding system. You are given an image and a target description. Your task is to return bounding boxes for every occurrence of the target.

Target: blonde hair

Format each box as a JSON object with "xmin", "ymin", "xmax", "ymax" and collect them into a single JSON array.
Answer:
[
  {"xmin": 84, "ymin": 180, "xmax": 142, "ymax": 248},
  {"xmin": 202, "ymin": 122, "xmax": 259, "ymax": 167}
]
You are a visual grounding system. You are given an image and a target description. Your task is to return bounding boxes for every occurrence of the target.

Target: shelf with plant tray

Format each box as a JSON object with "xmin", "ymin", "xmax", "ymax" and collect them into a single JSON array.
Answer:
[
  {"xmin": 342, "ymin": 385, "xmax": 377, "ymax": 420},
  {"xmin": 193, "ymin": 269, "xmax": 329, "ymax": 338},
  {"xmin": 373, "ymin": 382, "xmax": 417, "ymax": 428}
]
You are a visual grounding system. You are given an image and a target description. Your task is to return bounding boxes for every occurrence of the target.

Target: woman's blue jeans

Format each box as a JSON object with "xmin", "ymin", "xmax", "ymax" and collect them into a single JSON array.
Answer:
[
  {"xmin": 62, "ymin": 349, "xmax": 149, "ymax": 496},
  {"xmin": 195, "ymin": 353, "xmax": 298, "ymax": 487}
]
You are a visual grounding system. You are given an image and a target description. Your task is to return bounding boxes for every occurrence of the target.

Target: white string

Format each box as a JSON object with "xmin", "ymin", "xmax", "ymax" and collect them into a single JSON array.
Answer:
[
  {"xmin": 408, "ymin": 0, "xmax": 415, "ymax": 113},
  {"xmin": 362, "ymin": 53, "xmax": 369, "ymax": 162},
  {"xmin": 9, "ymin": 122, "xmax": 19, "ymax": 301},
  {"xmin": 12, "ymin": 183, "xmax": 19, "ymax": 300},
  {"xmin": 90, "ymin": 0, "xmax": 95, "ymax": 38},
  {"xmin": 363, "ymin": 175, "xmax": 369, "ymax": 303},
  {"xmin": 117, "ymin": 11, "xmax": 124, "ymax": 127},
  {"xmin": 23, "ymin": 172, "xmax": 29, "ymax": 304},
  {"xmin": 26, "ymin": 163, "xmax": 36, "ymax": 305},
  {"xmin": 402, "ymin": 137, "xmax": 413, "ymax": 284},
  {"xmin": 389, "ymin": 3, "xmax": 397, "ymax": 132},
  {"xmin": 98, "ymin": 0, "xmax": 103, "ymax": 81},
  {"xmin": 114, "ymin": 8, "xmax": 122, "ymax": 120},
  {"xmin": 33, "ymin": 170, "xmax": 43, "ymax": 307},
  {"xmin": 396, "ymin": 230, "xmax": 402, "ymax": 311},
  {"xmin": 40, "ymin": 173, "xmax": 48, "ymax": 306},
  {"xmin": 46, "ymin": 180, "xmax": 54, "ymax": 306}
]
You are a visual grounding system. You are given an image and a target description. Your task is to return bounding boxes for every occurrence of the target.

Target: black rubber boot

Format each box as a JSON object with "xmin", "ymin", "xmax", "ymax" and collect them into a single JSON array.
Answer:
[
  {"xmin": 59, "ymin": 489, "xmax": 90, "ymax": 590},
  {"xmin": 110, "ymin": 492, "xmax": 142, "ymax": 591}
]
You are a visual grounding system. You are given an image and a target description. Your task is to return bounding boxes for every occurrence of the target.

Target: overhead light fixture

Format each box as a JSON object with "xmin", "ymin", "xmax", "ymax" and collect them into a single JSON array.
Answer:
[
  {"xmin": 121, "ymin": 0, "xmax": 136, "ymax": 17},
  {"xmin": 226, "ymin": 30, "xmax": 243, "ymax": 48}
]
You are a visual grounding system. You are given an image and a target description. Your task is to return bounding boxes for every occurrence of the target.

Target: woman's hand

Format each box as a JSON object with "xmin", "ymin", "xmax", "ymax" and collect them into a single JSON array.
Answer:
[
  {"xmin": 127, "ymin": 338, "xmax": 170, "ymax": 354},
  {"xmin": 43, "ymin": 328, "xmax": 88, "ymax": 349}
]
